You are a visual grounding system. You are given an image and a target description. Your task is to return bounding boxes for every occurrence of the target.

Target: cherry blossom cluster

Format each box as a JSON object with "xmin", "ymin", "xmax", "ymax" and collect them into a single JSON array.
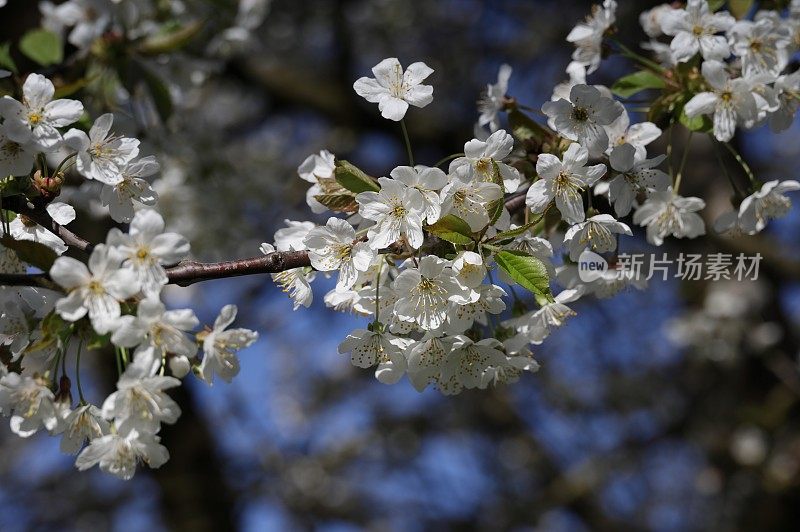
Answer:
[
  {"xmin": 0, "ymin": 72, "xmax": 257, "ymax": 480},
  {"xmin": 1, "ymin": 0, "xmax": 800, "ymax": 481},
  {"xmin": 263, "ymin": 1, "xmax": 800, "ymax": 394}
]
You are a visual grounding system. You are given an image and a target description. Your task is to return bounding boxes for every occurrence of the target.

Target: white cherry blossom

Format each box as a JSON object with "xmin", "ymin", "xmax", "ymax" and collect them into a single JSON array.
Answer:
[
  {"xmin": 260, "ymin": 243, "xmax": 315, "ymax": 310},
  {"xmin": 389, "ymin": 165, "xmax": 447, "ymax": 224},
  {"xmin": 0, "ymin": 372, "xmax": 61, "ymax": 437},
  {"xmin": 633, "ymin": 188, "xmax": 706, "ymax": 246},
  {"xmin": 526, "ymin": 142, "xmax": 606, "ymax": 224},
  {"xmin": 451, "ymin": 251, "xmax": 485, "ymax": 289},
  {"xmin": 738, "ymin": 179, "xmax": 800, "ymax": 234},
  {"xmin": 357, "ymin": 177, "xmax": 425, "ymax": 249},
  {"xmin": 392, "ymin": 256, "xmax": 471, "ymax": 330},
  {"xmin": 477, "ymin": 64, "xmax": 512, "ymax": 132},
  {"xmin": 75, "ymin": 427, "xmax": 169, "ymax": 480},
  {"xmin": 604, "ymin": 111, "xmax": 662, "ymax": 159},
  {"xmin": 684, "ymin": 61, "xmax": 760, "ymax": 142},
  {"xmin": 443, "ymin": 283, "xmax": 506, "ymax": 334},
  {"xmin": 106, "ymin": 209, "xmax": 190, "ymax": 295},
  {"xmin": 50, "ymin": 244, "xmax": 139, "ymax": 333},
  {"xmin": 542, "ymin": 84, "xmax": 622, "ymax": 156},
  {"xmin": 563, "ymin": 214, "xmax": 631, "ymax": 260},
  {"xmin": 0, "ymin": 123, "xmax": 35, "ymax": 177},
  {"xmin": 338, "ymin": 328, "xmax": 409, "ymax": 384},
  {"xmin": 449, "ymin": 129, "xmax": 522, "ymax": 192},
  {"xmin": 100, "ymin": 156, "xmax": 160, "ymax": 223},
  {"xmin": 439, "ymin": 176, "xmax": 503, "ymax": 232},
  {"xmin": 101, "ymin": 363, "xmax": 181, "ymax": 434},
  {"xmin": 438, "ymin": 337, "xmax": 507, "ymax": 395},
  {"xmin": 304, "ymin": 217, "xmax": 375, "ymax": 290},
  {"xmin": 65, "ymin": 113, "xmax": 140, "ymax": 185},
  {"xmin": 0, "ymin": 73, "xmax": 83, "ymax": 149},
  {"xmin": 198, "ymin": 304, "xmax": 259, "ymax": 384},
  {"xmin": 661, "ymin": 0, "xmax": 735, "ymax": 63},
  {"xmin": 503, "ymin": 287, "xmax": 584, "ymax": 346},
  {"xmin": 729, "ymin": 17, "xmax": 791, "ymax": 78},
  {"xmin": 353, "ymin": 58, "xmax": 434, "ymax": 121},
  {"xmin": 298, "ymin": 150, "xmax": 337, "ymax": 214},
  {"xmin": 6, "ymin": 202, "xmax": 76, "ymax": 255},
  {"xmin": 111, "ymin": 297, "xmax": 199, "ymax": 376},
  {"xmin": 770, "ymin": 71, "xmax": 800, "ymax": 132},
  {"xmin": 608, "ymin": 143, "xmax": 670, "ymax": 217},
  {"xmin": 60, "ymin": 404, "xmax": 110, "ymax": 454},
  {"xmin": 567, "ymin": 0, "xmax": 617, "ymax": 74}
]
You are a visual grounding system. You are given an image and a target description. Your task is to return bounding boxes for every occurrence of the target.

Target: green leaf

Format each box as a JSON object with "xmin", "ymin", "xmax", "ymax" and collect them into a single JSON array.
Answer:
[
  {"xmin": 729, "ymin": 0, "xmax": 754, "ymax": 19},
  {"xmin": 1, "ymin": 234, "xmax": 58, "ymax": 271},
  {"xmin": 611, "ymin": 70, "xmax": 666, "ymax": 98},
  {"xmin": 494, "ymin": 250, "xmax": 552, "ymax": 301},
  {"xmin": 507, "ymin": 109, "xmax": 549, "ymax": 143},
  {"xmin": 679, "ymin": 106, "xmax": 712, "ymax": 132},
  {"xmin": 138, "ymin": 20, "xmax": 205, "ymax": 55},
  {"xmin": 486, "ymin": 198, "xmax": 504, "ymax": 226},
  {"xmin": 313, "ymin": 193, "xmax": 358, "ymax": 213},
  {"xmin": 707, "ymin": 0, "xmax": 726, "ymax": 10},
  {"xmin": 0, "ymin": 42, "xmax": 17, "ymax": 74},
  {"xmin": 426, "ymin": 214, "xmax": 475, "ymax": 245},
  {"xmin": 19, "ymin": 30, "xmax": 63, "ymax": 67},
  {"xmin": 334, "ymin": 161, "xmax": 380, "ymax": 193}
]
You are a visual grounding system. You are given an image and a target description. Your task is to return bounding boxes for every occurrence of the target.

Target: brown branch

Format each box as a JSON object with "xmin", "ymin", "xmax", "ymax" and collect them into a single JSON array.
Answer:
[
  {"xmin": 1, "ymin": 196, "xmax": 94, "ymax": 253},
  {"xmin": 0, "ymin": 188, "xmax": 532, "ymax": 289},
  {"xmin": 166, "ymin": 251, "xmax": 311, "ymax": 287}
]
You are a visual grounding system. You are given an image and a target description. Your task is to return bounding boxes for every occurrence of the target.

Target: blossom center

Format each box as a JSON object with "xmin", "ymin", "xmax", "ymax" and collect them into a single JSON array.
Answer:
[
  {"xmin": 1, "ymin": 140, "xmax": 21, "ymax": 156},
  {"xmin": 571, "ymin": 107, "xmax": 589, "ymax": 121},
  {"xmin": 88, "ymin": 280, "xmax": 105, "ymax": 294},
  {"xmin": 391, "ymin": 203, "xmax": 408, "ymax": 218}
]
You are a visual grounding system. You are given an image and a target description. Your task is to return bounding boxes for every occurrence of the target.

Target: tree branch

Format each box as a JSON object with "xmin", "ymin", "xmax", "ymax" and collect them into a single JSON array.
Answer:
[
  {"xmin": 166, "ymin": 251, "xmax": 311, "ymax": 287},
  {"xmin": 0, "ymin": 188, "xmax": 532, "ymax": 289},
  {"xmin": 1, "ymin": 196, "xmax": 94, "ymax": 253}
]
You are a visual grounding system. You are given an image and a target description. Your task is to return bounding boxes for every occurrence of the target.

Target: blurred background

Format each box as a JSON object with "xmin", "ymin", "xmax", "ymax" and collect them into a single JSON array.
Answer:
[{"xmin": 1, "ymin": 0, "xmax": 800, "ymax": 530}]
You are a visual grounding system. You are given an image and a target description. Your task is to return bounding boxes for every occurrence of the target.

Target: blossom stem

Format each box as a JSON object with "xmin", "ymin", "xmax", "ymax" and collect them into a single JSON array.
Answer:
[
  {"xmin": 75, "ymin": 337, "xmax": 86, "ymax": 404},
  {"xmin": 433, "ymin": 153, "xmax": 464, "ymax": 168},
  {"xmin": 673, "ymin": 131, "xmax": 693, "ymax": 194},
  {"xmin": 115, "ymin": 347, "xmax": 123, "ymax": 377},
  {"xmin": 721, "ymin": 142, "xmax": 758, "ymax": 190},
  {"xmin": 611, "ymin": 39, "xmax": 665, "ymax": 74},
  {"xmin": 712, "ymin": 140, "xmax": 744, "ymax": 200},
  {"xmin": 53, "ymin": 153, "xmax": 77, "ymax": 177},
  {"xmin": 373, "ymin": 259, "xmax": 383, "ymax": 326},
  {"xmin": 400, "ymin": 119, "xmax": 414, "ymax": 166},
  {"xmin": 38, "ymin": 154, "xmax": 48, "ymax": 174}
]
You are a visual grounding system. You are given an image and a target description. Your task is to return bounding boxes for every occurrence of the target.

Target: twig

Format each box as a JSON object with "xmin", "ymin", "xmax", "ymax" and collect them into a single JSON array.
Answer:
[{"xmin": 0, "ymin": 190, "xmax": 532, "ymax": 288}]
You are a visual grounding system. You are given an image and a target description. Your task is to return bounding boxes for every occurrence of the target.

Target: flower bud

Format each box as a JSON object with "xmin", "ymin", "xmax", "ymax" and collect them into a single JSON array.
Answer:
[
  {"xmin": 168, "ymin": 355, "xmax": 191, "ymax": 379},
  {"xmin": 32, "ymin": 170, "xmax": 64, "ymax": 200}
]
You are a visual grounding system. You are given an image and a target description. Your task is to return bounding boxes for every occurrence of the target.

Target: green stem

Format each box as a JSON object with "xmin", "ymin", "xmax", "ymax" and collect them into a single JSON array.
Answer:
[
  {"xmin": 612, "ymin": 39, "xmax": 665, "ymax": 74},
  {"xmin": 712, "ymin": 140, "xmax": 744, "ymax": 200},
  {"xmin": 673, "ymin": 131, "xmax": 693, "ymax": 194},
  {"xmin": 400, "ymin": 119, "xmax": 414, "ymax": 166},
  {"xmin": 75, "ymin": 338, "xmax": 86, "ymax": 404},
  {"xmin": 115, "ymin": 347, "xmax": 123, "ymax": 377},
  {"xmin": 434, "ymin": 153, "xmax": 464, "ymax": 168},
  {"xmin": 53, "ymin": 153, "xmax": 77, "ymax": 177},
  {"xmin": 372, "ymin": 260, "xmax": 383, "ymax": 327},
  {"xmin": 722, "ymin": 142, "xmax": 758, "ymax": 190}
]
